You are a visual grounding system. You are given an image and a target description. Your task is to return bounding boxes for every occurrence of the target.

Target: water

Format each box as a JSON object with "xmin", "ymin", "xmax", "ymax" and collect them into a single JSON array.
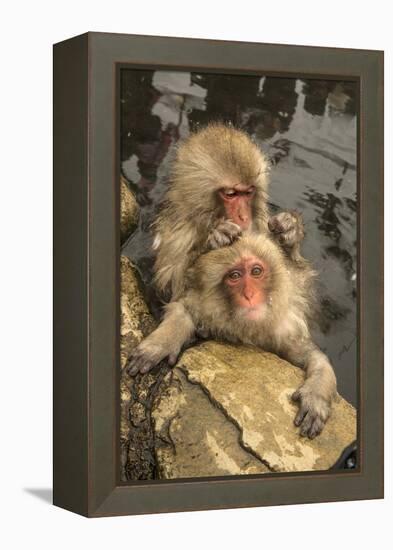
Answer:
[{"xmin": 121, "ymin": 69, "xmax": 358, "ymax": 406}]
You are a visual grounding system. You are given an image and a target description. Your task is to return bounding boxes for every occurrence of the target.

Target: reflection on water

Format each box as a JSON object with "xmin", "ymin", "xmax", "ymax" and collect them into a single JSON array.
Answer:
[{"xmin": 121, "ymin": 70, "xmax": 358, "ymax": 406}]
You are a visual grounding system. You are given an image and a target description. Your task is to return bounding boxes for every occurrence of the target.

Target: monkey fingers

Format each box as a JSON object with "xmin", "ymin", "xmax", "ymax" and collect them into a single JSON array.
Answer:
[
  {"xmin": 167, "ymin": 352, "xmax": 180, "ymax": 366},
  {"xmin": 292, "ymin": 387, "xmax": 330, "ymax": 439},
  {"xmin": 293, "ymin": 391, "xmax": 307, "ymax": 423},
  {"xmin": 207, "ymin": 220, "xmax": 242, "ymax": 250},
  {"xmin": 306, "ymin": 416, "xmax": 325, "ymax": 439},
  {"xmin": 125, "ymin": 342, "xmax": 166, "ymax": 376},
  {"xmin": 279, "ymin": 228, "xmax": 297, "ymax": 247},
  {"xmin": 126, "ymin": 350, "xmax": 157, "ymax": 376},
  {"xmin": 268, "ymin": 211, "xmax": 305, "ymax": 248},
  {"xmin": 297, "ymin": 411, "xmax": 324, "ymax": 439},
  {"xmin": 125, "ymin": 345, "xmax": 180, "ymax": 376}
]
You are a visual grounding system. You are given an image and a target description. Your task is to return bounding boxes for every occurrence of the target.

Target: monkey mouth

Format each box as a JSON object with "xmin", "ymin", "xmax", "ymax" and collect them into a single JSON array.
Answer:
[
  {"xmin": 246, "ymin": 308, "xmax": 265, "ymax": 321},
  {"xmin": 235, "ymin": 218, "xmax": 252, "ymax": 231},
  {"xmin": 237, "ymin": 304, "xmax": 267, "ymax": 321}
]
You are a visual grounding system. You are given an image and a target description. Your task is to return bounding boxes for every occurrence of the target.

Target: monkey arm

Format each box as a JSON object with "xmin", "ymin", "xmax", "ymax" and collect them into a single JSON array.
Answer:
[
  {"xmin": 284, "ymin": 342, "xmax": 337, "ymax": 439},
  {"xmin": 125, "ymin": 302, "xmax": 196, "ymax": 376}
]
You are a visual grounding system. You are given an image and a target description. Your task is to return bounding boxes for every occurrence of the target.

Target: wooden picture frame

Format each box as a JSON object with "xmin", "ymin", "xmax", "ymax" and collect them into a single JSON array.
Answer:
[{"xmin": 53, "ymin": 32, "xmax": 383, "ymax": 517}]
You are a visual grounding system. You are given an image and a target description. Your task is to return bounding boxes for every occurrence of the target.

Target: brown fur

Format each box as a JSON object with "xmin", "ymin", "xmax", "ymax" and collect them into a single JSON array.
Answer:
[{"xmin": 153, "ymin": 124, "xmax": 270, "ymax": 300}]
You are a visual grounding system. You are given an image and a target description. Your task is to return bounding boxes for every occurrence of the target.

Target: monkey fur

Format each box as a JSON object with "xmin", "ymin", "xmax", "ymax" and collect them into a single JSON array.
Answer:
[
  {"xmin": 153, "ymin": 123, "xmax": 271, "ymax": 300},
  {"xmin": 127, "ymin": 232, "xmax": 337, "ymax": 439}
]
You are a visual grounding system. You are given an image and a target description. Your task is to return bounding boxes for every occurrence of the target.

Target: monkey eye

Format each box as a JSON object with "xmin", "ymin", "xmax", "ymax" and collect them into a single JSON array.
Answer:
[
  {"xmin": 251, "ymin": 265, "xmax": 264, "ymax": 277},
  {"xmin": 245, "ymin": 186, "xmax": 256, "ymax": 195},
  {"xmin": 223, "ymin": 189, "xmax": 236, "ymax": 197},
  {"xmin": 227, "ymin": 270, "xmax": 242, "ymax": 281}
]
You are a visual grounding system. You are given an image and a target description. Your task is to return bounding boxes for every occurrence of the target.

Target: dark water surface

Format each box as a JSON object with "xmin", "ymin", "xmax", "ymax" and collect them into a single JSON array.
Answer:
[{"xmin": 121, "ymin": 70, "xmax": 358, "ymax": 406}]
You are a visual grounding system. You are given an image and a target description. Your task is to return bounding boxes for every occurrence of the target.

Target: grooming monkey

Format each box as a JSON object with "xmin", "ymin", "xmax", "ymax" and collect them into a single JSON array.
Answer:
[
  {"xmin": 126, "ymin": 233, "xmax": 337, "ymax": 439},
  {"xmin": 153, "ymin": 123, "xmax": 303, "ymax": 300}
]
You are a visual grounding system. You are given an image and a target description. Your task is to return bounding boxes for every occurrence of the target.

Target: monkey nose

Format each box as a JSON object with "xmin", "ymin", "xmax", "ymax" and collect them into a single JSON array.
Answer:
[{"xmin": 243, "ymin": 289, "xmax": 254, "ymax": 302}]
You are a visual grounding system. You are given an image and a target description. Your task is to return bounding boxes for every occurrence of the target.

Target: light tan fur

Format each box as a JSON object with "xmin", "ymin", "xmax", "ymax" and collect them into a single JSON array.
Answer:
[
  {"xmin": 184, "ymin": 234, "xmax": 315, "ymax": 351},
  {"xmin": 153, "ymin": 124, "xmax": 270, "ymax": 300}
]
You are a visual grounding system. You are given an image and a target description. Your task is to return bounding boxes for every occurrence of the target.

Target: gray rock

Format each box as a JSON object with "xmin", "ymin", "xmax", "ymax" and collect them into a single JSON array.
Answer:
[
  {"xmin": 153, "ymin": 369, "xmax": 269, "ymax": 478},
  {"xmin": 153, "ymin": 342, "xmax": 356, "ymax": 478}
]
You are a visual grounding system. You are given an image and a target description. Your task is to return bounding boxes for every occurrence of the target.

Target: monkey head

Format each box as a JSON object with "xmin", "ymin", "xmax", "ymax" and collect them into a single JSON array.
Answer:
[
  {"xmin": 189, "ymin": 234, "xmax": 292, "ymax": 331},
  {"xmin": 168, "ymin": 123, "xmax": 270, "ymax": 232}
]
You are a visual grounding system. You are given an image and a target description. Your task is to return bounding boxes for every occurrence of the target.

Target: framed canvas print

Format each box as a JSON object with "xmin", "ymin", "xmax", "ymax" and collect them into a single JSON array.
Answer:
[{"xmin": 53, "ymin": 32, "xmax": 383, "ymax": 517}]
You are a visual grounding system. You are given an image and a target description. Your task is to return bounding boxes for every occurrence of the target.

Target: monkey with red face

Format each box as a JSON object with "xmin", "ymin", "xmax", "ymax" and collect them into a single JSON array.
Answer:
[{"xmin": 126, "ymin": 232, "xmax": 337, "ymax": 439}]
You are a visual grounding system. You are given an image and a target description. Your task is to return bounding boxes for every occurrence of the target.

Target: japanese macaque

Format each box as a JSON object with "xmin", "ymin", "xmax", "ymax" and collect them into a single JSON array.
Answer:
[
  {"xmin": 126, "ymin": 232, "xmax": 337, "ymax": 439},
  {"xmin": 153, "ymin": 123, "xmax": 301, "ymax": 300}
]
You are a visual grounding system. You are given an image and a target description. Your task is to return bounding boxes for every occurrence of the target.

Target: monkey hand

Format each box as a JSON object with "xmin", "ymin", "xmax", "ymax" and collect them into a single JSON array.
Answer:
[
  {"xmin": 268, "ymin": 211, "xmax": 305, "ymax": 249},
  {"xmin": 206, "ymin": 219, "xmax": 242, "ymax": 250},
  {"xmin": 125, "ymin": 341, "xmax": 179, "ymax": 376},
  {"xmin": 292, "ymin": 382, "xmax": 332, "ymax": 439}
]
